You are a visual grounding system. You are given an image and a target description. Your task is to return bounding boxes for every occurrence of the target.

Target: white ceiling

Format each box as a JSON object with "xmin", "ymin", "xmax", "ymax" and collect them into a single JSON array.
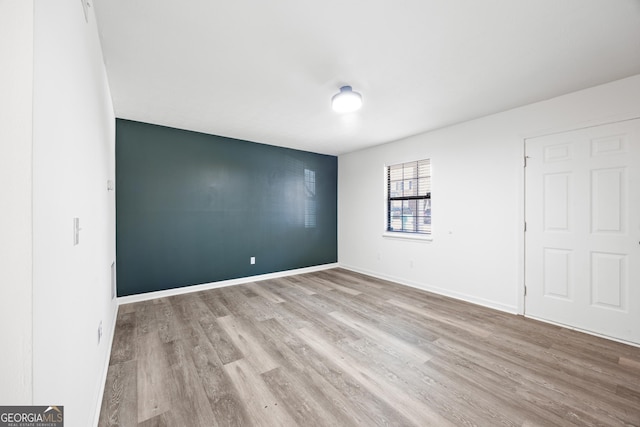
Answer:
[{"xmin": 94, "ymin": 0, "xmax": 640, "ymax": 156}]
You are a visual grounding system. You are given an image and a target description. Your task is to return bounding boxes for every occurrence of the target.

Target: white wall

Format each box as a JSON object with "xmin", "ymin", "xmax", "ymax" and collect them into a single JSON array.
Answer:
[
  {"xmin": 339, "ymin": 74, "xmax": 640, "ymax": 313},
  {"xmin": 32, "ymin": 1, "xmax": 116, "ymax": 426},
  {"xmin": 0, "ymin": 0, "xmax": 34, "ymax": 404}
]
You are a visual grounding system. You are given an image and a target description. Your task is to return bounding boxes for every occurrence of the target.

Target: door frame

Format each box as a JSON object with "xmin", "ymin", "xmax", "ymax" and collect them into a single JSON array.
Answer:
[{"xmin": 518, "ymin": 113, "xmax": 640, "ymax": 318}]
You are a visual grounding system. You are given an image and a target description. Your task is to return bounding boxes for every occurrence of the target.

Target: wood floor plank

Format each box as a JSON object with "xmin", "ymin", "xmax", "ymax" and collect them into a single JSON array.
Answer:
[
  {"xmin": 242, "ymin": 295, "xmax": 278, "ymax": 322},
  {"xmin": 424, "ymin": 349, "xmax": 570, "ymax": 426},
  {"xmin": 295, "ymin": 325, "xmax": 455, "ymax": 426},
  {"xmin": 162, "ymin": 337, "xmax": 219, "ymax": 427},
  {"xmin": 246, "ymin": 282, "xmax": 286, "ymax": 303},
  {"xmin": 277, "ymin": 276, "xmax": 318, "ymax": 295},
  {"xmin": 620, "ymin": 356, "xmax": 640, "ymax": 371},
  {"xmin": 214, "ymin": 287, "xmax": 254, "ymax": 318},
  {"xmin": 258, "ymin": 298, "xmax": 313, "ymax": 330},
  {"xmin": 100, "ymin": 268, "xmax": 640, "ymax": 426},
  {"xmin": 170, "ymin": 293, "xmax": 213, "ymax": 326},
  {"xmin": 136, "ymin": 331, "xmax": 173, "ymax": 423},
  {"xmin": 297, "ymin": 273, "xmax": 338, "ymax": 292},
  {"xmin": 617, "ymin": 384, "xmax": 640, "ymax": 405},
  {"xmin": 251, "ymin": 318, "xmax": 395, "ymax": 426},
  {"xmin": 261, "ymin": 367, "xmax": 354, "ymax": 427},
  {"xmin": 199, "ymin": 290, "xmax": 233, "ymax": 318},
  {"xmin": 328, "ymin": 282, "xmax": 362, "ymax": 295},
  {"xmin": 252, "ymin": 279, "xmax": 292, "ymax": 302},
  {"xmin": 137, "ymin": 413, "xmax": 168, "ymax": 427},
  {"xmin": 135, "ymin": 300, "xmax": 158, "ymax": 336},
  {"xmin": 388, "ymin": 297, "xmax": 493, "ymax": 338},
  {"xmin": 98, "ymin": 360, "xmax": 137, "ymax": 427},
  {"xmin": 223, "ymin": 359, "xmax": 297, "ymax": 427},
  {"xmin": 431, "ymin": 335, "xmax": 640, "ymax": 426},
  {"xmin": 155, "ymin": 297, "xmax": 188, "ymax": 344},
  {"xmin": 187, "ymin": 329, "xmax": 251, "ymax": 427},
  {"xmin": 339, "ymin": 337, "xmax": 525, "ymax": 426},
  {"xmin": 482, "ymin": 332, "xmax": 640, "ymax": 420},
  {"xmin": 216, "ymin": 314, "xmax": 280, "ymax": 374},
  {"xmin": 109, "ymin": 311, "xmax": 137, "ymax": 365},
  {"xmin": 314, "ymin": 289, "xmax": 441, "ymax": 346},
  {"xmin": 329, "ymin": 310, "xmax": 432, "ymax": 364},
  {"xmin": 198, "ymin": 315, "xmax": 243, "ymax": 366},
  {"xmin": 326, "ymin": 269, "xmax": 385, "ymax": 289},
  {"xmin": 277, "ymin": 300, "xmax": 360, "ymax": 342}
]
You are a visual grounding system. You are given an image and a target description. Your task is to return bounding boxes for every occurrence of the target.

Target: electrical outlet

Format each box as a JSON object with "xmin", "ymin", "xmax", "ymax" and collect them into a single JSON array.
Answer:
[
  {"xmin": 97, "ymin": 321, "xmax": 103, "ymax": 345},
  {"xmin": 250, "ymin": 256, "xmax": 256, "ymax": 265}
]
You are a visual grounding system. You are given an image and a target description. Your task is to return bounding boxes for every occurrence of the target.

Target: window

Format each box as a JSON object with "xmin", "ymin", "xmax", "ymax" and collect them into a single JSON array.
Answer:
[{"xmin": 386, "ymin": 159, "xmax": 431, "ymax": 234}]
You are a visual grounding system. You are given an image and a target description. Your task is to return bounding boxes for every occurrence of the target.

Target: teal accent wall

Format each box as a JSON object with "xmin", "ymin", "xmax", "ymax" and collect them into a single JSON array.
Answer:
[{"xmin": 116, "ymin": 119, "xmax": 337, "ymax": 296}]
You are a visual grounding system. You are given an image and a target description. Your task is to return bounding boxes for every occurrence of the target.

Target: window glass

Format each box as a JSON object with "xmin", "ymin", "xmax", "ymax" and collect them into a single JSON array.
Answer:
[{"xmin": 386, "ymin": 159, "xmax": 431, "ymax": 234}]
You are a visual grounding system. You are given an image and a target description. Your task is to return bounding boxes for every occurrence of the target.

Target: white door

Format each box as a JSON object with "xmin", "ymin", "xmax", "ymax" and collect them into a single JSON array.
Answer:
[{"xmin": 525, "ymin": 119, "xmax": 640, "ymax": 345}]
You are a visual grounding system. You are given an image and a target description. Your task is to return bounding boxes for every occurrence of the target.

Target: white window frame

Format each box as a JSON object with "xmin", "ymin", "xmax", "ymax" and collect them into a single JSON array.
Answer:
[{"xmin": 382, "ymin": 159, "xmax": 433, "ymax": 241}]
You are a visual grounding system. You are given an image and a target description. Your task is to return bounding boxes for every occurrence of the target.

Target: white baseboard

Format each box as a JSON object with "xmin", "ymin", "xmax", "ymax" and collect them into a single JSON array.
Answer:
[
  {"xmin": 339, "ymin": 264, "xmax": 518, "ymax": 315},
  {"xmin": 525, "ymin": 315, "xmax": 640, "ymax": 348},
  {"xmin": 117, "ymin": 263, "xmax": 339, "ymax": 305},
  {"xmin": 92, "ymin": 302, "xmax": 119, "ymax": 427}
]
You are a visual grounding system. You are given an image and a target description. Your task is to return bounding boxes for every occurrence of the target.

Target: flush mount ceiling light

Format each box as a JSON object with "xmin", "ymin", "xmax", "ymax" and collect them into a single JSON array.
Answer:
[{"xmin": 331, "ymin": 86, "xmax": 362, "ymax": 113}]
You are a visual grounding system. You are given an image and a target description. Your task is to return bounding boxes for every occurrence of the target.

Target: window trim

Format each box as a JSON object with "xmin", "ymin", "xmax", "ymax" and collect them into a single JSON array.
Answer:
[
  {"xmin": 382, "ymin": 231, "xmax": 433, "ymax": 241},
  {"xmin": 383, "ymin": 159, "xmax": 432, "ymax": 238}
]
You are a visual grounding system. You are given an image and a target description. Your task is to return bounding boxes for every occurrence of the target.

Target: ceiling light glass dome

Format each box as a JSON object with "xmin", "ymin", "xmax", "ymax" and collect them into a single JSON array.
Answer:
[{"xmin": 331, "ymin": 86, "xmax": 362, "ymax": 113}]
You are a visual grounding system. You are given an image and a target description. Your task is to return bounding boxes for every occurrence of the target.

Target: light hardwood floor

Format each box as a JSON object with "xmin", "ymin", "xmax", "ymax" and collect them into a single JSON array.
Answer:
[{"xmin": 99, "ymin": 268, "xmax": 640, "ymax": 426}]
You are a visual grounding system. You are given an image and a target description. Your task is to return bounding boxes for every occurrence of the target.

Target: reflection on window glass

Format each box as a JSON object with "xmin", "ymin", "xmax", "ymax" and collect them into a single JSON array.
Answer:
[{"xmin": 304, "ymin": 168, "xmax": 316, "ymax": 228}]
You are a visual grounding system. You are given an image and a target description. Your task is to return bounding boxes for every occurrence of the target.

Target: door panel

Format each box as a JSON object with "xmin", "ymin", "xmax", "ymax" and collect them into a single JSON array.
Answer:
[
  {"xmin": 543, "ymin": 172, "xmax": 570, "ymax": 231},
  {"xmin": 525, "ymin": 119, "xmax": 640, "ymax": 344},
  {"xmin": 543, "ymin": 248, "xmax": 572, "ymax": 300},
  {"xmin": 591, "ymin": 167, "xmax": 624, "ymax": 233}
]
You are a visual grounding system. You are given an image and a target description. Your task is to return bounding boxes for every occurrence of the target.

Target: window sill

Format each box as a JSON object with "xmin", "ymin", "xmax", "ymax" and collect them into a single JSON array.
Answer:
[{"xmin": 382, "ymin": 232, "xmax": 433, "ymax": 242}]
